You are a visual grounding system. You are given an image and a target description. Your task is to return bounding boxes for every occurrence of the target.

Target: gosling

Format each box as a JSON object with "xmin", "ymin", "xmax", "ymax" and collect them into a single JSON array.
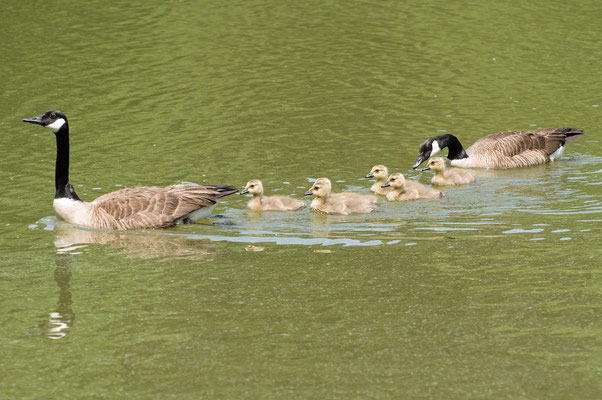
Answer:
[
  {"xmin": 365, "ymin": 165, "xmax": 392, "ymax": 195},
  {"xmin": 241, "ymin": 180, "xmax": 305, "ymax": 211},
  {"xmin": 382, "ymin": 173, "xmax": 442, "ymax": 201},
  {"xmin": 422, "ymin": 157, "xmax": 475, "ymax": 186},
  {"xmin": 304, "ymin": 177, "xmax": 377, "ymax": 215}
]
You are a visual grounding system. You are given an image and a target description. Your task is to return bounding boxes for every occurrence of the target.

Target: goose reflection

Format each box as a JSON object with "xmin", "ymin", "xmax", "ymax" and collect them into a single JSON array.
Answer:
[
  {"xmin": 53, "ymin": 222, "xmax": 214, "ymax": 260},
  {"xmin": 36, "ymin": 252, "xmax": 75, "ymax": 340}
]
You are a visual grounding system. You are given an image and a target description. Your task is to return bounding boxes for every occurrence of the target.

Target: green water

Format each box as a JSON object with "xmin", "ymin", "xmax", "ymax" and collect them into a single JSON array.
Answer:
[{"xmin": 1, "ymin": 0, "xmax": 601, "ymax": 398}]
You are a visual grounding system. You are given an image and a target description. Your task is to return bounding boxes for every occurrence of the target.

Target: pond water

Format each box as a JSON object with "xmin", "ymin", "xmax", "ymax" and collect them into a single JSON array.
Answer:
[{"xmin": 1, "ymin": 0, "xmax": 600, "ymax": 398}]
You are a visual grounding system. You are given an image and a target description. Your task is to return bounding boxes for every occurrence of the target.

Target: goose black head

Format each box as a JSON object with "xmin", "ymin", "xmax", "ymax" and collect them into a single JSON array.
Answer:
[
  {"xmin": 23, "ymin": 110, "xmax": 68, "ymax": 133},
  {"xmin": 413, "ymin": 137, "xmax": 442, "ymax": 169}
]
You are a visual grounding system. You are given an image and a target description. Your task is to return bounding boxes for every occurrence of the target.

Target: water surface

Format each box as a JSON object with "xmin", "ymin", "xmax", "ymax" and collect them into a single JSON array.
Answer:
[{"xmin": 1, "ymin": 0, "xmax": 600, "ymax": 398}]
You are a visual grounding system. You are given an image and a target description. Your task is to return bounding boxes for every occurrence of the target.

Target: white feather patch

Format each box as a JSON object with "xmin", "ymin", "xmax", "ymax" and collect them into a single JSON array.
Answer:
[
  {"xmin": 430, "ymin": 140, "xmax": 441, "ymax": 157},
  {"xmin": 45, "ymin": 118, "xmax": 66, "ymax": 133},
  {"xmin": 179, "ymin": 204, "xmax": 217, "ymax": 222}
]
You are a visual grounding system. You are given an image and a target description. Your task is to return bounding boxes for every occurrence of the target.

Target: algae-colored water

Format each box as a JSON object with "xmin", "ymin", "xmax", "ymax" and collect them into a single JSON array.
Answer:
[{"xmin": 1, "ymin": 0, "xmax": 600, "ymax": 398}]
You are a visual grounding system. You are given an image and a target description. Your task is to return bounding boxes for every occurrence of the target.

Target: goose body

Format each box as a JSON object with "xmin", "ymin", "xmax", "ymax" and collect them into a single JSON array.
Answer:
[
  {"xmin": 365, "ymin": 165, "xmax": 392, "ymax": 195},
  {"xmin": 305, "ymin": 178, "xmax": 377, "ymax": 215},
  {"xmin": 241, "ymin": 179, "xmax": 305, "ymax": 211},
  {"xmin": 23, "ymin": 110, "xmax": 237, "ymax": 230},
  {"xmin": 413, "ymin": 127, "xmax": 584, "ymax": 169},
  {"xmin": 422, "ymin": 157, "xmax": 475, "ymax": 186},
  {"xmin": 383, "ymin": 173, "xmax": 442, "ymax": 201}
]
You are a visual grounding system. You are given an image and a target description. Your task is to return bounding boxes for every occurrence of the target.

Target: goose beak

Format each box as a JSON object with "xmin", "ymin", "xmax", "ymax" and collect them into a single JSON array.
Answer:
[
  {"xmin": 240, "ymin": 188, "xmax": 249, "ymax": 195},
  {"xmin": 421, "ymin": 165, "xmax": 431, "ymax": 171},
  {"xmin": 412, "ymin": 154, "xmax": 427, "ymax": 169},
  {"xmin": 381, "ymin": 182, "xmax": 390, "ymax": 188},
  {"xmin": 304, "ymin": 188, "xmax": 314, "ymax": 196},
  {"xmin": 365, "ymin": 173, "xmax": 374, "ymax": 178},
  {"xmin": 22, "ymin": 114, "xmax": 44, "ymax": 125}
]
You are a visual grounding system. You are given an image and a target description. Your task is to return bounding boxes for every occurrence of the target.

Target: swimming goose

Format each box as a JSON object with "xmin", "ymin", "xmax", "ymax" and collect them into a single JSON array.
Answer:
[
  {"xmin": 382, "ymin": 173, "xmax": 442, "ymax": 201},
  {"xmin": 365, "ymin": 165, "xmax": 392, "ymax": 195},
  {"xmin": 22, "ymin": 110, "xmax": 238, "ymax": 230},
  {"xmin": 241, "ymin": 179, "xmax": 305, "ymax": 211},
  {"xmin": 304, "ymin": 178, "xmax": 377, "ymax": 215},
  {"xmin": 422, "ymin": 157, "xmax": 475, "ymax": 186},
  {"xmin": 412, "ymin": 127, "xmax": 584, "ymax": 169}
]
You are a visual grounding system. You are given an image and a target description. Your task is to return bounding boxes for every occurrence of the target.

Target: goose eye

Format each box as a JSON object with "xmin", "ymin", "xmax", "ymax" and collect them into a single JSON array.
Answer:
[
  {"xmin": 249, "ymin": 185, "xmax": 254, "ymax": 188},
  {"xmin": 314, "ymin": 186, "xmax": 320, "ymax": 190},
  {"xmin": 374, "ymin": 169, "xmax": 379, "ymax": 173},
  {"xmin": 50, "ymin": 112, "xmax": 56, "ymax": 119}
]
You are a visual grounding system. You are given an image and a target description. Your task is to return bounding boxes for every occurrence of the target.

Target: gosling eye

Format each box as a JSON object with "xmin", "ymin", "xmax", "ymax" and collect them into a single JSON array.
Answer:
[
  {"xmin": 374, "ymin": 169, "xmax": 380, "ymax": 173},
  {"xmin": 314, "ymin": 186, "xmax": 320, "ymax": 190},
  {"xmin": 249, "ymin": 185, "xmax": 254, "ymax": 188}
]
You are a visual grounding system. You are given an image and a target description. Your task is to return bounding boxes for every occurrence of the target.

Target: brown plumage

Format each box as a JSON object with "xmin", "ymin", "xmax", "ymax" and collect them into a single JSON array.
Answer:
[
  {"xmin": 423, "ymin": 157, "xmax": 475, "ymax": 186},
  {"xmin": 365, "ymin": 165, "xmax": 393, "ymax": 195},
  {"xmin": 383, "ymin": 173, "xmax": 442, "ymax": 201},
  {"xmin": 241, "ymin": 179, "xmax": 305, "ymax": 211},
  {"xmin": 304, "ymin": 177, "xmax": 377, "ymax": 215},
  {"xmin": 413, "ymin": 127, "xmax": 584, "ymax": 169}
]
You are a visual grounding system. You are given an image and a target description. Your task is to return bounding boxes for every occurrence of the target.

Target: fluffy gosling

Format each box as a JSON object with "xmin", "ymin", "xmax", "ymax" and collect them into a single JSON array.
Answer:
[
  {"xmin": 382, "ymin": 173, "xmax": 442, "ymax": 201},
  {"xmin": 241, "ymin": 179, "xmax": 305, "ymax": 211},
  {"xmin": 304, "ymin": 177, "xmax": 377, "ymax": 215},
  {"xmin": 422, "ymin": 157, "xmax": 475, "ymax": 186},
  {"xmin": 365, "ymin": 165, "xmax": 392, "ymax": 195}
]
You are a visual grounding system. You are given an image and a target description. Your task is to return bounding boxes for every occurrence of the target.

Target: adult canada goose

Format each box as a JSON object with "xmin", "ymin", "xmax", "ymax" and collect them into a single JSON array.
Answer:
[
  {"xmin": 382, "ymin": 173, "xmax": 442, "ymax": 201},
  {"xmin": 422, "ymin": 157, "xmax": 475, "ymax": 186},
  {"xmin": 304, "ymin": 177, "xmax": 377, "ymax": 215},
  {"xmin": 22, "ymin": 110, "xmax": 238, "ymax": 230},
  {"xmin": 412, "ymin": 127, "xmax": 584, "ymax": 169},
  {"xmin": 365, "ymin": 165, "xmax": 392, "ymax": 195},
  {"xmin": 240, "ymin": 179, "xmax": 305, "ymax": 211}
]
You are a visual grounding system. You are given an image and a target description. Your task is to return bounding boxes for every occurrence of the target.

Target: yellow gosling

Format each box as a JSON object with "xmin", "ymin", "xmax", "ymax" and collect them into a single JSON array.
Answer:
[
  {"xmin": 365, "ymin": 165, "xmax": 392, "ymax": 195},
  {"xmin": 241, "ymin": 179, "xmax": 305, "ymax": 211},
  {"xmin": 304, "ymin": 177, "xmax": 377, "ymax": 215},
  {"xmin": 422, "ymin": 157, "xmax": 475, "ymax": 186},
  {"xmin": 383, "ymin": 173, "xmax": 442, "ymax": 201}
]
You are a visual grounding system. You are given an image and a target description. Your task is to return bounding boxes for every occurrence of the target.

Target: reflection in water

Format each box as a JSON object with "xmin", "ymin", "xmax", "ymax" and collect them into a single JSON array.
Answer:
[
  {"xmin": 36, "ymin": 253, "xmax": 75, "ymax": 340},
  {"xmin": 53, "ymin": 222, "xmax": 214, "ymax": 260}
]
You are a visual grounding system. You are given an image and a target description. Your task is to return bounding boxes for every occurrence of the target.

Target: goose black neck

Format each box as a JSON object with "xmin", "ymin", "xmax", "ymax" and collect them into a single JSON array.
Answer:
[
  {"xmin": 438, "ymin": 134, "xmax": 468, "ymax": 160},
  {"xmin": 54, "ymin": 124, "xmax": 80, "ymax": 201}
]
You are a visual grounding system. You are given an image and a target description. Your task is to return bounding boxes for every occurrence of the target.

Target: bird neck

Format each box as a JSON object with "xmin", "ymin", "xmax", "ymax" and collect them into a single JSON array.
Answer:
[
  {"xmin": 438, "ymin": 134, "xmax": 468, "ymax": 160},
  {"xmin": 54, "ymin": 124, "xmax": 81, "ymax": 201}
]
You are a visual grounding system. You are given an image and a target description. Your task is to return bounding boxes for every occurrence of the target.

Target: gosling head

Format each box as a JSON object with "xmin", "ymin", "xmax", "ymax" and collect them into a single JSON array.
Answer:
[
  {"xmin": 240, "ymin": 179, "xmax": 264, "ymax": 195},
  {"xmin": 382, "ymin": 173, "xmax": 406, "ymax": 189},
  {"xmin": 23, "ymin": 110, "xmax": 68, "ymax": 134},
  {"xmin": 304, "ymin": 177, "xmax": 332, "ymax": 198},
  {"xmin": 365, "ymin": 165, "xmax": 388, "ymax": 180},
  {"xmin": 422, "ymin": 157, "xmax": 446, "ymax": 172}
]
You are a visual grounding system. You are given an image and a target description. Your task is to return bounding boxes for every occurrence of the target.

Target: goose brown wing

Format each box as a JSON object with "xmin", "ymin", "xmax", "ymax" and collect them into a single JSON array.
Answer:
[
  {"xmin": 469, "ymin": 129, "xmax": 566, "ymax": 158},
  {"xmin": 90, "ymin": 185, "xmax": 232, "ymax": 229}
]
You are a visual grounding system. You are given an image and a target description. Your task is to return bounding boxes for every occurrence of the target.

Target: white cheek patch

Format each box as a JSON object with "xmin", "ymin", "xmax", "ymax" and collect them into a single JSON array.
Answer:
[
  {"xmin": 430, "ymin": 140, "xmax": 441, "ymax": 157},
  {"xmin": 45, "ymin": 118, "xmax": 66, "ymax": 133}
]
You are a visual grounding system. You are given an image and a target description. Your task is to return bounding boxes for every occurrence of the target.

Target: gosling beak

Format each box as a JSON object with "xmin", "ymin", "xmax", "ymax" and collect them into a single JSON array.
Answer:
[
  {"xmin": 22, "ymin": 114, "xmax": 44, "ymax": 125},
  {"xmin": 365, "ymin": 172, "xmax": 374, "ymax": 179},
  {"xmin": 240, "ymin": 188, "xmax": 249, "ymax": 195},
  {"xmin": 421, "ymin": 165, "xmax": 431, "ymax": 171},
  {"xmin": 381, "ymin": 182, "xmax": 390, "ymax": 188},
  {"xmin": 412, "ymin": 154, "xmax": 427, "ymax": 169},
  {"xmin": 304, "ymin": 188, "xmax": 314, "ymax": 196}
]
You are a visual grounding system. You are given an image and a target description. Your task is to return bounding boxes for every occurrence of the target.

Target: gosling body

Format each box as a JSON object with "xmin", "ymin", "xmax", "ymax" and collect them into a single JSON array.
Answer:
[
  {"xmin": 383, "ymin": 173, "xmax": 442, "ymax": 201},
  {"xmin": 413, "ymin": 127, "xmax": 584, "ymax": 169},
  {"xmin": 241, "ymin": 179, "xmax": 305, "ymax": 211},
  {"xmin": 305, "ymin": 178, "xmax": 377, "ymax": 215},
  {"xmin": 423, "ymin": 157, "xmax": 475, "ymax": 186}
]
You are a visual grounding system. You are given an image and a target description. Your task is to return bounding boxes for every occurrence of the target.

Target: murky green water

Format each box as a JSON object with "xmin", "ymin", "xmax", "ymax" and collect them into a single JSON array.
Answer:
[{"xmin": 1, "ymin": 0, "xmax": 600, "ymax": 398}]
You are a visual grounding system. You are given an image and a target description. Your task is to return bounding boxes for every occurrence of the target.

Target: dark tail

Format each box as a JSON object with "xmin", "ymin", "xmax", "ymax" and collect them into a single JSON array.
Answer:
[
  {"xmin": 554, "ymin": 127, "xmax": 584, "ymax": 144},
  {"xmin": 206, "ymin": 185, "xmax": 239, "ymax": 198}
]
